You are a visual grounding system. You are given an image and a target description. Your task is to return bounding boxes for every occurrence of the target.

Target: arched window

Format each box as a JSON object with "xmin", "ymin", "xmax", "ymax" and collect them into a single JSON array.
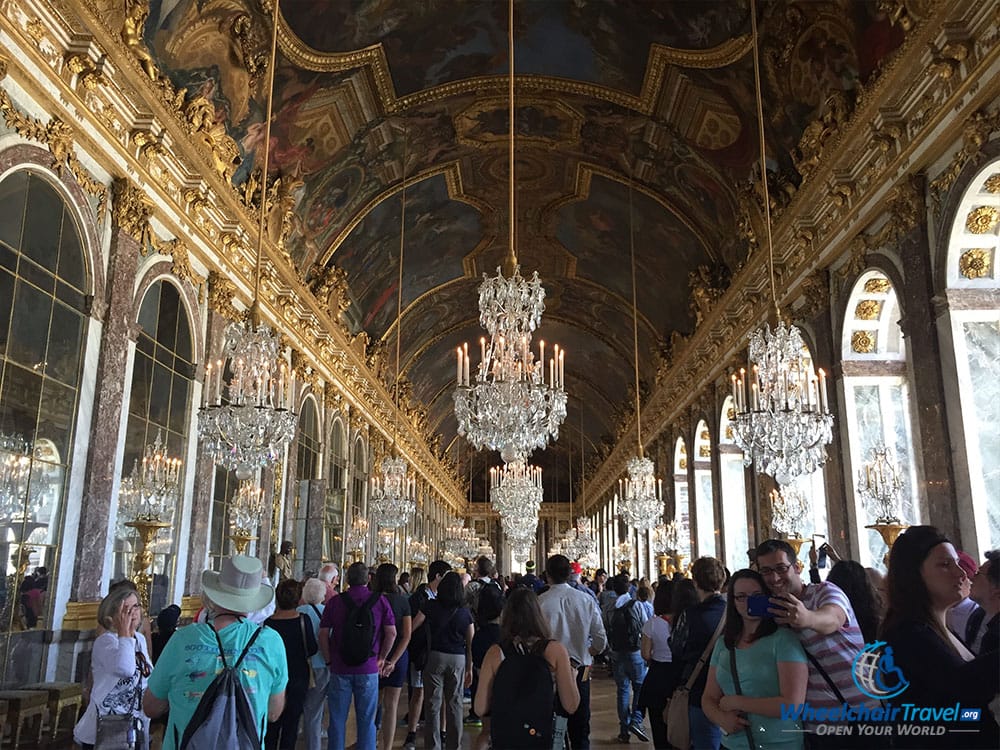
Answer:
[
  {"xmin": 693, "ymin": 421, "xmax": 716, "ymax": 557},
  {"xmin": 324, "ymin": 418, "xmax": 346, "ymax": 563},
  {"xmin": 673, "ymin": 437, "xmax": 692, "ymax": 562},
  {"xmin": 351, "ymin": 435, "xmax": 368, "ymax": 539},
  {"xmin": 942, "ymin": 160, "xmax": 1000, "ymax": 554},
  {"xmin": 290, "ymin": 397, "xmax": 321, "ymax": 574},
  {"xmin": 0, "ymin": 170, "xmax": 89, "ymax": 648},
  {"xmin": 841, "ymin": 269, "xmax": 920, "ymax": 568},
  {"xmin": 117, "ymin": 280, "xmax": 194, "ymax": 612},
  {"xmin": 719, "ymin": 397, "xmax": 749, "ymax": 572}
]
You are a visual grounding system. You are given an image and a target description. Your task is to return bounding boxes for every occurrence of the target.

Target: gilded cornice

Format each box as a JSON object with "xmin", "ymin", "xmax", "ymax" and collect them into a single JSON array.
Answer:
[
  {"xmin": 0, "ymin": 0, "xmax": 465, "ymax": 513},
  {"xmin": 582, "ymin": 0, "xmax": 1000, "ymax": 512}
]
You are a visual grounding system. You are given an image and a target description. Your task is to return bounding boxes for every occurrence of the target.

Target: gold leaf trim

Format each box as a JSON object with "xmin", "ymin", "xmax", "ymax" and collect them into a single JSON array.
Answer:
[
  {"xmin": 863, "ymin": 278, "xmax": 892, "ymax": 293},
  {"xmin": 854, "ymin": 299, "xmax": 882, "ymax": 320},
  {"xmin": 851, "ymin": 330, "xmax": 877, "ymax": 354},
  {"xmin": 982, "ymin": 174, "xmax": 1000, "ymax": 194}
]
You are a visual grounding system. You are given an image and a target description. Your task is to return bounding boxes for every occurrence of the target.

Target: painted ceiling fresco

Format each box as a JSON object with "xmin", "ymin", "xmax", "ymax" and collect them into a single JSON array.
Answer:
[{"xmin": 145, "ymin": 0, "xmax": 904, "ymax": 500}]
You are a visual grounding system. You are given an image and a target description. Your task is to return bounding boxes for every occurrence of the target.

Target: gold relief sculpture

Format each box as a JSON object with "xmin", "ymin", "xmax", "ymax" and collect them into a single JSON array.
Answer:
[
  {"xmin": 132, "ymin": 130, "xmax": 165, "ymax": 160},
  {"xmin": 266, "ymin": 175, "xmax": 302, "ymax": 253},
  {"xmin": 688, "ymin": 265, "xmax": 724, "ymax": 328},
  {"xmin": 231, "ymin": 13, "xmax": 268, "ymax": 84},
  {"xmin": 112, "ymin": 178, "xmax": 153, "ymax": 245},
  {"xmin": 798, "ymin": 270, "xmax": 829, "ymax": 318},
  {"xmin": 65, "ymin": 53, "xmax": 107, "ymax": 91},
  {"xmin": 121, "ymin": 0, "xmax": 158, "ymax": 80},
  {"xmin": 698, "ymin": 445, "xmax": 711, "ymax": 458},
  {"xmin": 959, "ymin": 248, "xmax": 991, "ymax": 279},
  {"xmin": 929, "ymin": 41, "xmax": 971, "ymax": 80},
  {"xmin": 854, "ymin": 299, "xmax": 882, "ymax": 320},
  {"xmin": 207, "ymin": 270, "xmax": 240, "ymax": 321},
  {"xmin": 794, "ymin": 92, "xmax": 850, "ymax": 179},
  {"xmin": 863, "ymin": 277, "xmax": 892, "ymax": 294},
  {"xmin": 851, "ymin": 330, "xmax": 877, "ymax": 354},
  {"xmin": 182, "ymin": 188, "xmax": 209, "ymax": 214},
  {"xmin": 984, "ymin": 174, "xmax": 1000, "ymax": 194},
  {"xmin": 183, "ymin": 95, "xmax": 241, "ymax": 181},
  {"xmin": 966, "ymin": 206, "xmax": 1000, "ymax": 234}
]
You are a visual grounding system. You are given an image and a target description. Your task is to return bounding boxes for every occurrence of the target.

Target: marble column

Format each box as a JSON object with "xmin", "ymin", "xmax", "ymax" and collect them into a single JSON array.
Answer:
[
  {"xmin": 71, "ymin": 180, "xmax": 144, "ymax": 602},
  {"xmin": 183, "ymin": 309, "xmax": 228, "ymax": 593},
  {"xmin": 898, "ymin": 221, "xmax": 960, "ymax": 539}
]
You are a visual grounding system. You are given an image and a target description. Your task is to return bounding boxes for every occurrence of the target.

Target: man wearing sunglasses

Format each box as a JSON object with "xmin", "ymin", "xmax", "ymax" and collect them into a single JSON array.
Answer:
[{"xmin": 755, "ymin": 539, "xmax": 867, "ymax": 749}]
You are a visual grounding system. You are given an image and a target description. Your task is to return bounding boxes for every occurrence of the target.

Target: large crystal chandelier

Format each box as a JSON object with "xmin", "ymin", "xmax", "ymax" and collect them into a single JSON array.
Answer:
[
  {"xmin": 858, "ymin": 445, "xmax": 905, "ymax": 524},
  {"xmin": 197, "ymin": 4, "xmax": 296, "ymax": 479},
  {"xmin": 769, "ymin": 482, "xmax": 811, "ymax": 539},
  {"xmin": 0, "ymin": 434, "xmax": 32, "ymax": 523},
  {"xmin": 407, "ymin": 538, "xmax": 430, "ymax": 569},
  {"xmin": 616, "ymin": 174, "xmax": 663, "ymax": 531},
  {"xmin": 345, "ymin": 515, "xmax": 370, "ymax": 556},
  {"xmin": 729, "ymin": 2, "xmax": 834, "ymax": 487},
  {"xmin": 119, "ymin": 431, "xmax": 182, "ymax": 522},
  {"xmin": 489, "ymin": 460, "xmax": 543, "ymax": 517},
  {"xmin": 370, "ymin": 455, "xmax": 416, "ymax": 529},
  {"xmin": 453, "ymin": 0, "xmax": 567, "ymax": 465},
  {"xmin": 370, "ymin": 141, "xmax": 417, "ymax": 529},
  {"xmin": 563, "ymin": 516, "xmax": 597, "ymax": 563}
]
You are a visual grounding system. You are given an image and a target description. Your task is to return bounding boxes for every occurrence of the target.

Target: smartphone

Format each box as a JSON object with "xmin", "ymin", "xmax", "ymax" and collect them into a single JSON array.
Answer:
[{"xmin": 746, "ymin": 593, "xmax": 774, "ymax": 618}]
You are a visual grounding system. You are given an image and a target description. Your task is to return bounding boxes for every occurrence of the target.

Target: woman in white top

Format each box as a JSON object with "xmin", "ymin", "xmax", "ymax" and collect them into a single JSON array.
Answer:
[
  {"xmin": 74, "ymin": 584, "xmax": 151, "ymax": 749},
  {"xmin": 637, "ymin": 583, "xmax": 677, "ymax": 749}
]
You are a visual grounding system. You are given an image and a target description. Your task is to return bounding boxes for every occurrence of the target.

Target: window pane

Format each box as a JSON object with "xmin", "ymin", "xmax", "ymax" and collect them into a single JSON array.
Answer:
[
  {"xmin": 20, "ymin": 178, "xmax": 63, "ymax": 271},
  {"xmin": 154, "ymin": 285, "xmax": 179, "ymax": 353},
  {"xmin": 168, "ymin": 375, "xmax": 188, "ymax": 435},
  {"xmin": 57, "ymin": 208, "xmax": 85, "ymax": 290},
  {"xmin": 0, "ymin": 171, "xmax": 28, "ymax": 250},
  {"xmin": 0, "ymin": 268, "xmax": 13, "ymax": 358},
  {"xmin": 0, "ymin": 363, "xmax": 42, "ymax": 443},
  {"xmin": 148, "ymin": 362, "xmax": 171, "ymax": 427},
  {"xmin": 46, "ymin": 302, "xmax": 83, "ymax": 386},
  {"xmin": 37, "ymin": 378, "xmax": 74, "ymax": 460},
  {"xmin": 7, "ymin": 281, "xmax": 51, "ymax": 370},
  {"xmin": 962, "ymin": 320, "xmax": 1000, "ymax": 549}
]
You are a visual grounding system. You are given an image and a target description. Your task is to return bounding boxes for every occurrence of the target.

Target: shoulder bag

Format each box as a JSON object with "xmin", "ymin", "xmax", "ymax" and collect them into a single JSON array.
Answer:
[
  {"xmin": 300, "ymin": 614, "xmax": 317, "ymax": 688},
  {"xmin": 95, "ymin": 640, "xmax": 147, "ymax": 749},
  {"xmin": 665, "ymin": 615, "xmax": 726, "ymax": 750}
]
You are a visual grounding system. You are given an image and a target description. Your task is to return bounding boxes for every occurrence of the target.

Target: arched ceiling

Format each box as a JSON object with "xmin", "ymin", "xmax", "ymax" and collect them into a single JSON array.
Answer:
[{"xmin": 145, "ymin": 0, "xmax": 902, "ymax": 504}]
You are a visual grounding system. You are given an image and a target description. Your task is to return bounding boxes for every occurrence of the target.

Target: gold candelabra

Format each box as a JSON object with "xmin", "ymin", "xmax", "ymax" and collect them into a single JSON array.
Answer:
[{"xmin": 125, "ymin": 518, "xmax": 171, "ymax": 609}]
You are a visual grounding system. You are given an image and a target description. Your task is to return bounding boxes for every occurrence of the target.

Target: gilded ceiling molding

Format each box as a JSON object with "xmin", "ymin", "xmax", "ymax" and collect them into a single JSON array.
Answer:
[
  {"xmin": 278, "ymin": 11, "xmax": 751, "ymax": 116},
  {"xmin": 111, "ymin": 177, "xmax": 153, "ymax": 245},
  {"xmin": 207, "ymin": 270, "xmax": 240, "ymax": 322},
  {"xmin": 928, "ymin": 108, "xmax": 1000, "ymax": 211}
]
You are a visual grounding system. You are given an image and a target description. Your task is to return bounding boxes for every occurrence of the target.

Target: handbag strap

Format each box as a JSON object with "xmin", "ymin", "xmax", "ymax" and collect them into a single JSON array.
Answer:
[
  {"xmin": 729, "ymin": 646, "xmax": 756, "ymax": 750},
  {"xmin": 802, "ymin": 648, "xmax": 847, "ymax": 704},
  {"xmin": 684, "ymin": 613, "xmax": 726, "ymax": 690},
  {"xmin": 299, "ymin": 613, "xmax": 313, "ymax": 670}
]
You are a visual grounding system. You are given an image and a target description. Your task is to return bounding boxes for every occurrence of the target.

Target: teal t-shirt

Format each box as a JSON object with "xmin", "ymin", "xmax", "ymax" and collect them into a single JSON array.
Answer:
[
  {"xmin": 710, "ymin": 627, "xmax": 807, "ymax": 750},
  {"xmin": 147, "ymin": 619, "xmax": 288, "ymax": 750}
]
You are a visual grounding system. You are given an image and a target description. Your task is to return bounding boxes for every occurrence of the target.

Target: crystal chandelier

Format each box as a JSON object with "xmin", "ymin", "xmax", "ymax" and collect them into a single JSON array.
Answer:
[
  {"xmin": 563, "ymin": 516, "xmax": 597, "ymax": 563},
  {"xmin": 731, "ymin": 322, "xmax": 833, "ymax": 485},
  {"xmin": 616, "ymin": 539, "xmax": 634, "ymax": 570},
  {"xmin": 228, "ymin": 480, "xmax": 264, "ymax": 537},
  {"xmin": 730, "ymin": 0, "xmax": 834, "ymax": 486},
  {"xmin": 407, "ymin": 539, "xmax": 430, "ymax": 569},
  {"xmin": 370, "ymin": 455, "xmax": 416, "ymax": 529},
  {"xmin": 651, "ymin": 522, "xmax": 672, "ymax": 556},
  {"xmin": 616, "ymin": 174, "xmax": 663, "ymax": 531},
  {"xmin": 345, "ymin": 515, "xmax": 369, "ymax": 555},
  {"xmin": 453, "ymin": 0, "xmax": 567, "ymax": 464},
  {"xmin": 501, "ymin": 510, "xmax": 539, "ymax": 551},
  {"xmin": 0, "ymin": 435, "xmax": 32, "ymax": 523},
  {"xmin": 119, "ymin": 431, "xmax": 182, "ymax": 522},
  {"xmin": 490, "ymin": 460, "xmax": 543, "ymax": 518},
  {"xmin": 197, "ymin": 3, "xmax": 296, "ymax": 480},
  {"xmin": 858, "ymin": 446, "xmax": 905, "ymax": 524},
  {"xmin": 376, "ymin": 527, "xmax": 395, "ymax": 559},
  {"xmin": 769, "ymin": 482, "xmax": 811, "ymax": 539}
]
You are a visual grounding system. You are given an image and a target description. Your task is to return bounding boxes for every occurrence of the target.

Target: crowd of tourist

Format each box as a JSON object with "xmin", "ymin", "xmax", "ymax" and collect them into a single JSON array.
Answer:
[{"xmin": 72, "ymin": 528, "xmax": 999, "ymax": 750}]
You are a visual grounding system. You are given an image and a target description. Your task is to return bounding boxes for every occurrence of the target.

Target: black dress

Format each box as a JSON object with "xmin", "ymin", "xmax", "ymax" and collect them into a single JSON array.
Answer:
[{"xmin": 882, "ymin": 620, "xmax": 999, "ymax": 748}]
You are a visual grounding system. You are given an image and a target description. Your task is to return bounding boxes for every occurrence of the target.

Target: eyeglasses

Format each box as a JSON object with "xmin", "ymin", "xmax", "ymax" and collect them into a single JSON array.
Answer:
[
  {"xmin": 758, "ymin": 563, "xmax": 793, "ymax": 577},
  {"xmin": 732, "ymin": 593, "xmax": 762, "ymax": 602}
]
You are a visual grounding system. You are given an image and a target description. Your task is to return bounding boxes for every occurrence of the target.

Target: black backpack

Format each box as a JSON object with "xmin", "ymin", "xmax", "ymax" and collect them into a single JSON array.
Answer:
[
  {"xmin": 340, "ymin": 592, "xmax": 381, "ymax": 666},
  {"xmin": 178, "ymin": 624, "xmax": 264, "ymax": 750},
  {"xmin": 490, "ymin": 639, "xmax": 556, "ymax": 750},
  {"xmin": 609, "ymin": 599, "xmax": 642, "ymax": 652},
  {"xmin": 476, "ymin": 580, "xmax": 505, "ymax": 625}
]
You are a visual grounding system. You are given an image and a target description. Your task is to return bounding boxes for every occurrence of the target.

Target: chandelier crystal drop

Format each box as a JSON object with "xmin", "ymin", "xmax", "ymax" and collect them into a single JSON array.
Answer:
[
  {"xmin": 228, "ymin": 480, "xmax": 264, "ymax": 537},
  {"xmin": 407, "ymin": 539, "xmax": 430, "ymax": 568},
  {"xmin": 858, "ymin": 445, "xmax": 905, "ymax": 524},
  {"xmin": 119, "ymin": 430, "xmax": 182, "ymax": 522},
  {"xmin": 345, "ymin": 515, "xmax": 370, "ymax": 555},
  {"xmin": 562, "ymin": 516, "xmax": 598, "ymax": 562},
  {"xmin": 769, "ymin": 482, "xmax": 811, "ymax": 539},
  {"xmin": 489, "ymin": 460, "xmax": 543, "ymax": 518},
  {"xmin": 731, "ymin": 321, "xmax": 834, "ymax": 485},
  {"xmin": 198, "ymin": 320, "xmax": 298, "ymax": 478},
  {"xmin": 370, "ymin": 455, "xmax": 417, "ymax": 529},
  {"xmin": 617, "ymin": 456, "xmax": 663, "ymax": 531}
]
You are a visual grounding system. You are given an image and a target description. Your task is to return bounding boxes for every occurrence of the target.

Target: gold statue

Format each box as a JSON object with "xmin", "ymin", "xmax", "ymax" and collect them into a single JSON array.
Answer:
[{"xmin": 121, "ymin": 0, "xmax": 158, "ymax": 80}]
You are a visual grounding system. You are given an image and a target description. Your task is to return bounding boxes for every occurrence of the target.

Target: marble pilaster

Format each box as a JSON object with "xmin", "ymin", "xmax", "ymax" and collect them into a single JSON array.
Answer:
[
  {"xmin": 302, "ymin": 478, "xmax": 328, "ymax": 574},
  {"xmin": 898, "ymin": 221, "xmax": 960, "ymax": 540},
  {"xmin": 71, "ymin": 181, "xmax": 143, "ymax": 602}
]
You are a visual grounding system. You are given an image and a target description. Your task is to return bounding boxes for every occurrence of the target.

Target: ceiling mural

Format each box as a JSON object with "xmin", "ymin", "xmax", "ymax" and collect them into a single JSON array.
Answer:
[{"xmin": 142, "ymin": 0, "xmax": 905, "ymax": 503}]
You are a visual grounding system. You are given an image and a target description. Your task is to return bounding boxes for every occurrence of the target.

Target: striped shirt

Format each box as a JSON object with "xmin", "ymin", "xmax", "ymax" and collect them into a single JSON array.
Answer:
[{"xmin": 796, "ymin": 581, "xmax": 867, "ymax": 728}]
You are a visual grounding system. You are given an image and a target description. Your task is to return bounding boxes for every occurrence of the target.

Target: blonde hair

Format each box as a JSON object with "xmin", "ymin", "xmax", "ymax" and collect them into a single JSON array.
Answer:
[
  {"xmin": 97, "ymin": 587, "xmax": 139, "ymax": 630},
  {"xmin": 302, "ymin": 578, "xmax": 326, "ymax": 605},
  {"xmin": 409, "ymin": 567, "xmax": 426, "ymax": 589}
]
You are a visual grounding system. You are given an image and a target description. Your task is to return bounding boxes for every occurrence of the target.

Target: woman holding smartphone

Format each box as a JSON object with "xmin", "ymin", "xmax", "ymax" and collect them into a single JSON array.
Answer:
[{"xmin": 701, "ymin": 569, "xmax": 808, "ymax": 750}]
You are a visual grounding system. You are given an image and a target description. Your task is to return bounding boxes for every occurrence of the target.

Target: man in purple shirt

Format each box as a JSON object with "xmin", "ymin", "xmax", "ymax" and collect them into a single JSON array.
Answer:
[{"xmin": 319, "ymin": 561, "xmax": 396, "ymax": 750}]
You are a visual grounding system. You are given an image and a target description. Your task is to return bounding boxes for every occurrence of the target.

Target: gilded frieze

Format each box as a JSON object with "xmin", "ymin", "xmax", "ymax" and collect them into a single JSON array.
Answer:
[{"xmin": 966, "ymin": 206, "xmax": 1000, "ymax": 234}]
